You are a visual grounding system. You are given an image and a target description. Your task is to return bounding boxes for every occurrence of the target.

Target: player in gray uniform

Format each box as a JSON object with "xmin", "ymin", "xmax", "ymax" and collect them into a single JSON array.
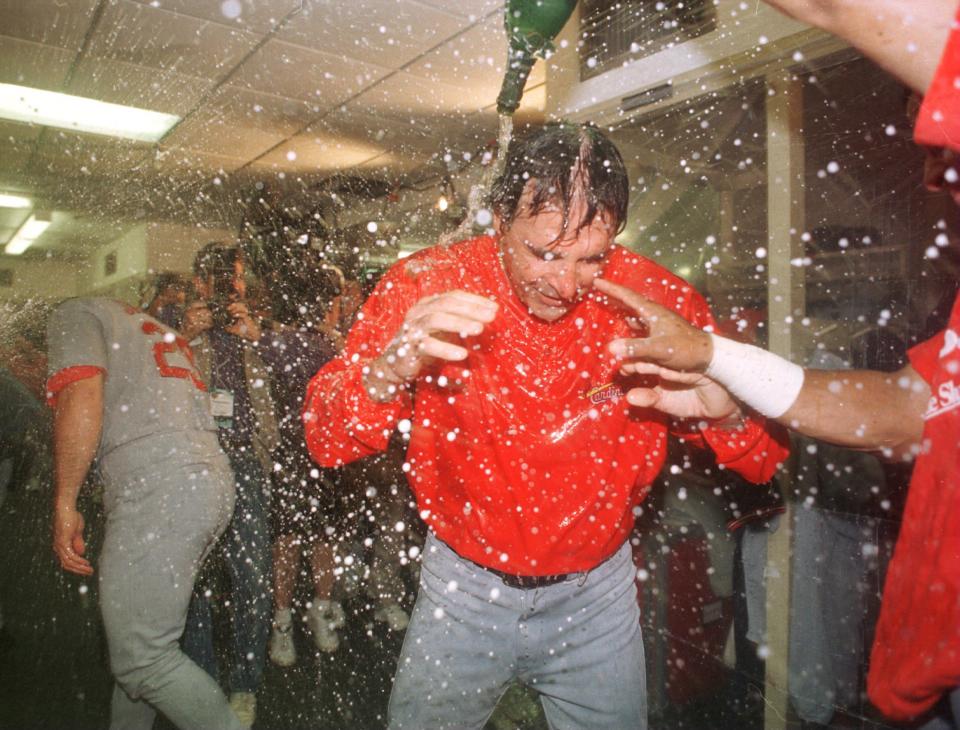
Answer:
[{"xmin": 47, "ymin": 297, "xmax": 243, "ymax": 730}]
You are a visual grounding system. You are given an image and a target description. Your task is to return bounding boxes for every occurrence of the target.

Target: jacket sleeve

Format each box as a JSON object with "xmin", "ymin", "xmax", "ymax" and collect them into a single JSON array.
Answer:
[
  {"xmin": 669, "ymin": 286, "xmax": 791, "ymax": 484},
  {"xmin": 302, "ymin": 263, "xmax": 417, "ymax": 467}
]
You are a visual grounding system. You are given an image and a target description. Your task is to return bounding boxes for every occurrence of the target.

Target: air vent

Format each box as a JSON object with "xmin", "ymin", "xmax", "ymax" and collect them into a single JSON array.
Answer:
[{"xmin": 580, "ymin": 0, "xmax": 717, "ymax": 80}]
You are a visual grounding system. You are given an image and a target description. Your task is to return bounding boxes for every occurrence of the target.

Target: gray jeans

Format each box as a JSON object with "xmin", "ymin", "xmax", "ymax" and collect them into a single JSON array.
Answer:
[
  {"xmin": 99, "ymin": 457, "xmax": 242, "ymax": 730},
  {"xmin": 788, "ymin": 506, "xmax": 883, "ymax": 724},
  {"xmin": 388, "ymin": 534, "xmax": 646, "ymax": 730}
]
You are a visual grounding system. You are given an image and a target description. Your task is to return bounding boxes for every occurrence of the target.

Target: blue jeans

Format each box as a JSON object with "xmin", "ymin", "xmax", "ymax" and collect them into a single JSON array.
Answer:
[
  {"xmin": 388, "ymin": 534, "xmax": 646, "ymax": 730},
  {"xmin": 183, "ymin": 451, "xmax": 272, "ymax": 693}
]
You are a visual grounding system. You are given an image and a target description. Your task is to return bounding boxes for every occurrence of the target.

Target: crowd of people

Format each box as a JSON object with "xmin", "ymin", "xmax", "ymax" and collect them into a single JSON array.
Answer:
[{"xmin": 1, "ymin": 1, "xmax": 960, "ymax": 729}]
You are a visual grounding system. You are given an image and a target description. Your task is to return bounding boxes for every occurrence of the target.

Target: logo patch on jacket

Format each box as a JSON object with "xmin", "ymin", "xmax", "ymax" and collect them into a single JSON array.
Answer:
[{"xmin": 584, "ymin": 382, "xmax": 623, "ymax": 405}]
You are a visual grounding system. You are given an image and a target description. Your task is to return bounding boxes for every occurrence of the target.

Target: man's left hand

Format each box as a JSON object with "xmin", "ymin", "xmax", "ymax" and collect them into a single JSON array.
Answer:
[
  {"xmin": 613, "ymin": 360, "xmax": 741, "ymax": 421},
  {"xmin": 594, "ymin": 278, "xmax": 739, "ymax": 421},
  {"xmin": 225, "ymin": 302, "xmax": 261, "ymax": 341}
]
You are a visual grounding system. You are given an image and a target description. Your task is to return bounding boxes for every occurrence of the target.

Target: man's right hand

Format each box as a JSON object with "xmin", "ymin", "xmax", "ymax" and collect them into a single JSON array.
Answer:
[
  {"xmin": 364, "ymin": 290, "xmax": 498, "ymax": 401},
  {"xmin": 180, "ymin": 301, "xmax": 213, "ymax": 341},
  {"xmin": 53, "ymin": 505, "xmax": 93, "ymax": 576}
]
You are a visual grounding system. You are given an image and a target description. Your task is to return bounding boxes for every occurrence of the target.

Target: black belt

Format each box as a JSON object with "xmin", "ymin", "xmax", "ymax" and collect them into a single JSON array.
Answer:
[{"xmin": 486, "ymin": 568, "xmax": 573, "ymax": 589}]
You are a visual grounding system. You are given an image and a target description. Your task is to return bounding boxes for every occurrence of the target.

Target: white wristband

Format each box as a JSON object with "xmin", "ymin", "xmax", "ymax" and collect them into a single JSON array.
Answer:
[{"xmin": 705, "ymin": 334, "xmax": 804, "ymax": 418}]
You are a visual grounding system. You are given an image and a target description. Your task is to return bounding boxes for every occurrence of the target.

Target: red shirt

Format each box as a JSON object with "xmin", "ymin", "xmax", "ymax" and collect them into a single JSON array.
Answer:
[
  {"xmin": 867, "ymin": 10, "xmax": 960, "ymax": 719},
  {"xmin": 868, "ymin": 298, "xmax": 960, "ymax": 719},
  {"xmin": 304, "ymin": 236, "xmax": 788, "ymax": 576}
]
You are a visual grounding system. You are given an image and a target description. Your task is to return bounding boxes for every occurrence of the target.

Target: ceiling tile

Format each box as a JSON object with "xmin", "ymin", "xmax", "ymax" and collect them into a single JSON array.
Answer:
[
  {"xmin": 129, "ymin": 0, "xmax": 301, "ymax": 34},
  {"xmin": 212, "ymin": 85, "xmax": 316, "ymax": 136},
  {"xmin": 88, "ymin": 0, "xmax": 260, "ymax": 81},
  {"xmin": 277, "ymin": 0, "xmax": 466, "ymax": 70},
  {"xmin": 0, "ymin": 148, "xmax": 34, "ymax": 179},
  {"xmin": 0, "ymin": 226, "xmax": 19, "ymax": 247},
  {"xmin": 68, "ymin": 56, "xmax": 214, "ymax": 115},
  {"xmin": 350, "ymin": 69, "xmax": 489, "ymax": 119},
  {"xmin": 152, "ymin": 147, "xmax": 248, "ymax": 175},
  {"xmin": 415, "ymin": 0, "xmax": 503, "ymax": 20},
  {"xmin": 230, "ymin": 39, "xmax": 391, "ymax": 107},
  {"xmin": 34, "ymin": 129, "xmax": 150, "ymax": 170},
  {"xmin": 0, "ymin": 35, "xmax": 73, "ymax": 90},
  {"xmin": 405, "ymin": 18, "xmax": 546, "ymax": 92},
  {"xmin": 0, "ymin": 119, "xmax": 43, "ymax": 145},
  {"xmin": 0, "ymin": 0, "xmax": 101, "ymax": 50},
  {"xmin": 164, "ymin": 112, "xmax": 287, "ymax": 159},
  {"xmin": 254, "ymin": 129, "xmax": 387, "ymax": 173},
  {"xmin": 27, "ymin": 130, "xmax": 148, "ymax": 179},
  {"xmin": 310, "ymin": 107, "xmax": 440, "ymax": 156},
  {"xmin": 0, "ymin": 208, "xmax": 30, "ymax": 229},
  {"xmin": 405, "ymin": 15, "xmax": 544, "ymax": 92}
]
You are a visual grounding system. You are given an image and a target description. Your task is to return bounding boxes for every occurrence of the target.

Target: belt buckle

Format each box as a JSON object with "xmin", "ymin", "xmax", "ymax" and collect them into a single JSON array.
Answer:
[{"xmin": 500, "ymin": 572, "xmax": 565, "ymax": 590}]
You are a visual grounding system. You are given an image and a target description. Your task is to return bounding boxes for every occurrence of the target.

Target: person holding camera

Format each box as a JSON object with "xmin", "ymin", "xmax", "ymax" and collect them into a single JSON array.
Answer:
[{"xmin": 179, "ymin": 242, "xmax": 279, "ymax": 728}]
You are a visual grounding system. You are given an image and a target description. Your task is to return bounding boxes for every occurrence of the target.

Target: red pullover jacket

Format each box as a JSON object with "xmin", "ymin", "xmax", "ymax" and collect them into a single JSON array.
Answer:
[{"xmin": 304, "ymin": 236, "xmax": 788, "ymax": 576}]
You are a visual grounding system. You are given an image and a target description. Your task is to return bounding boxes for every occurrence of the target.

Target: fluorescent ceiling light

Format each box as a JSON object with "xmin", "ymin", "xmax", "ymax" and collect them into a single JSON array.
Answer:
[
  {"xmin": 0, "ymin": 83, "xmax": 180, "ymax": 143},
  {"xmin": 0, "ymin": 193, "xmax": 31, "ymax": 208},
  {"xmin": 5, "ymin": 212, "xmax": 52, "ymax": 255}
]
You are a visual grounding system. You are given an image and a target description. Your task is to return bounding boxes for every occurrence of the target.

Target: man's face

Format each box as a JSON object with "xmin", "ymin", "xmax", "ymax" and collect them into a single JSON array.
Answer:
[{"xmin": 496, "ymin": 186, "xmax": 616, "ymax": 322}]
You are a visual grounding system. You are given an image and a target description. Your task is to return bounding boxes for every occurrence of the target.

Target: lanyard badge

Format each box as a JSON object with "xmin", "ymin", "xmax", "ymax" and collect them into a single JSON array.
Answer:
[{"xmin": 210, "ymin": 388, "xmax": 235, "ymax": 429}]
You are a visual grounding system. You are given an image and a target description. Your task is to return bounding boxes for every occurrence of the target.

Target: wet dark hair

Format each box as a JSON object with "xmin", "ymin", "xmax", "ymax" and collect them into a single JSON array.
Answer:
[
  {"xmin": 489, "ymin": 121, "xmax": 629, "ymax": 235},
  {"xmin": 193, "ymin": 241, "xmax": 239, "ymax": 279}
]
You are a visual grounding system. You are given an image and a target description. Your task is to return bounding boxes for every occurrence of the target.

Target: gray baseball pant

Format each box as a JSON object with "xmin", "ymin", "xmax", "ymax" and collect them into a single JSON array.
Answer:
[
  {"xmin": 388, "ymin": 533, "xmax": 646, "ymax": 730},
  {"xmin": 98, "ymin": 457, "xmax": 242, "ymax": 730}
]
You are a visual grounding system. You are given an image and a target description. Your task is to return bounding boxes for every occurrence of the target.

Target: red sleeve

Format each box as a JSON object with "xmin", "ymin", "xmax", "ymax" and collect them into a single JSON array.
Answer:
[
  {"xmin": 907, "ymin": 329, "xmax": 945, "ymax": 385},
  {"xmin": 697, "ymin": 418, "xmax": 791, "ymax": 484},
  {"xmin": 670, "ymin": 284, "xmax": 790, "ymax": 483},
  {"xmin": 915, "ymin": 3, "xmax": 960, "ymax": 151},
  {"xmin": 302, "ymin": 263, "xmax": 416, "ymax": 467},
  {"xmin": 46, "ymin": 365, "xmax": 105, "ymax": 408}
]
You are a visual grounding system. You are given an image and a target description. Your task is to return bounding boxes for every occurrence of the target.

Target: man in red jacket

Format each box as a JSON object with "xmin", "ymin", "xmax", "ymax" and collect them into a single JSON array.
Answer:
[
  {"xmin": 303, "ymin": 122, "xmax": 788, "ymax": 729},
  {"xmin": 591, "ymin": 2, "xmax": 960, "ymax": 726}
]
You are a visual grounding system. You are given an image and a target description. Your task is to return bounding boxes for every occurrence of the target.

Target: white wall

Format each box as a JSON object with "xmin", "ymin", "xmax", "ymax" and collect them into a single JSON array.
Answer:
[
  {"xmin": 146, "ymin": 222, "xmax": 235, "ymax": 274},
  {"xmin": 0, "ymin": 258, "xmax": 81, "ymax": 301},
  {"xmin": 84, "ymin": 224, "xmax": 148, "ymax": 296}
]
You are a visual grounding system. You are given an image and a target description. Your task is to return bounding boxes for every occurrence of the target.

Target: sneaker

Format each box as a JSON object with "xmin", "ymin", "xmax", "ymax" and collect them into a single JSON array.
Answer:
[
  {"xmin": 324, "ymin": 599, "xmax": 346, "ymax": 629},
  {"xmin": 306, "ymin": 600, "xmax": 343, "ymax": 652},
  {"xmin": 268, "ymin": 622, "xmax": 296, "ymax": 667},
  {"xmin": 229, "ymin": 691, "xmax": 256, "ymax": 729},
  {"xmin": 374, "ymin": 601, "xmax": 409, "ymax": 631}
]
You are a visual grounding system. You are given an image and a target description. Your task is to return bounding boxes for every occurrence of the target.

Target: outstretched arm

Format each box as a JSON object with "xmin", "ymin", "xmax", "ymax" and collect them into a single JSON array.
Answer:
[
  {"xmin": 781, "ymin": 366, "xmax": 928, "ymax": 454},
  {"xmin": 595, "ymin": 278, "xmax": 928, "ymax": 455},
  {"xmin": 761, "ymin": 0, "xmax": 955, "ymax": 95},
  {"xmin": 52, "ymin": 374, "xmax": 103, "ymax": 576}
]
